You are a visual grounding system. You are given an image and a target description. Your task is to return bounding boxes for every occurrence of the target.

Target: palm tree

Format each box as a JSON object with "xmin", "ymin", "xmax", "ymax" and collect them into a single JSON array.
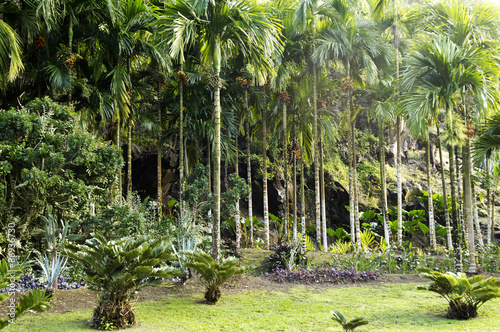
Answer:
[
  {"xmin": 165, "ymin": 0, "xmax": 281, "ymax": 261},
  {"xmin": 313, "ymin": 3, "xmax": 390, "ymax": 250}
]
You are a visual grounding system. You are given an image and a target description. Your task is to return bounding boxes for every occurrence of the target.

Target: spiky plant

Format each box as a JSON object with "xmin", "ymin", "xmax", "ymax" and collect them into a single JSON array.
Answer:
[
  {"xmin": 183, "ymin": 252, "xmax": 249, "ymax": 304},
  {"xmin": 331, "ymin": 310, "xmax": 369, "ymax": 332},
  {"xmin": 417, "ymin": 268, "xmax": 500, "ymax": 319},
  {"xmin": 63, "ymin": 233, "xmax": 180, "ymax": 329},
  {"xmin": 0, "ymin": 259, "xmax": 53, "ymax": 329}
]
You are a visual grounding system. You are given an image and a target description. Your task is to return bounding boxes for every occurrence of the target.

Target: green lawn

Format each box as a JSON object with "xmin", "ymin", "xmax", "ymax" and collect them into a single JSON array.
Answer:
[{"xmin": 5, "ymin": 282, "xmax": 500, "ymax": 331}]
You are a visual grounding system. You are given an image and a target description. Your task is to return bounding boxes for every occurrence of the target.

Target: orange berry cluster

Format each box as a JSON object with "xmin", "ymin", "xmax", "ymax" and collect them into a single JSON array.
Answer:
[
  {"xmin": 340, "ymin": 77, "xmax": 353, "ymax": 91},
  {"xmin": 466, "ymin": 122, "xmax": 475, "ymax": 139},
  {"xmin": 263, "ymin": 80, "xmax": 271, "ymax": 88},
  {"xmin": 65, "ymin": 59, "xmax": 75, "ymax": 68},
  {"xmin": 292, "ymin": 146, "xmax": 301, "ymax": 159},
  {"xmin": 35, "ymin": 37, "xmax": 45, "ymax": 49},
  {"xmin": 236, "ymin": 76, "xmax": 251, "ymax": 88},
  {"xmin": 177, "ymin": 71, "xmax": 187, "ymax": 84},
  {"xmin": 280, "ymin": 91, "xmax": 290, "ymax": 104}
]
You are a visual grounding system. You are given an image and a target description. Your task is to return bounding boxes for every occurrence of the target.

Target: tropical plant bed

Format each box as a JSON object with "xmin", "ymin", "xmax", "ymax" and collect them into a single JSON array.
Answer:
[{"xmin": 2, "ymin": 274, "xmax": 500, "ymax": 331}]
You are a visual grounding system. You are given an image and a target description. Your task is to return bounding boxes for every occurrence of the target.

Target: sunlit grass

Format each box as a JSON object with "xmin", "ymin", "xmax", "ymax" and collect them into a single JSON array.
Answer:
[{"xmin": 5, "ymin": 282, "xmax": 500, "ymax": 331}]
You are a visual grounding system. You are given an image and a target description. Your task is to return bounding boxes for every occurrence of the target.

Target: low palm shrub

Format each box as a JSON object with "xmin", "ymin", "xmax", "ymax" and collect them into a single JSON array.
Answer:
[
  {"xmin": 331, "ymin": 310, "xmax": 369, "ymax": 332},
  {"xmin": 0, "ymin": 259, "xmax": 53, "ymax": 329},
  {"xmin": 183, "ymin": 251, "xmax": 249, "ymax": 304},
  {"xmin": 417, "ymin": 268, "xmax": 500, "ymax": 319},
  {"xmin": 63, "ymin": 233, "xmax": 180, "ymax": 329}
]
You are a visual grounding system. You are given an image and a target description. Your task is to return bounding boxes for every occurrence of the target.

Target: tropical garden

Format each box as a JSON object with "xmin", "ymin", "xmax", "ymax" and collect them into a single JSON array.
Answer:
[{"xmin": 1, "ymin": 0, "xmax": 500, "ymax": 330}]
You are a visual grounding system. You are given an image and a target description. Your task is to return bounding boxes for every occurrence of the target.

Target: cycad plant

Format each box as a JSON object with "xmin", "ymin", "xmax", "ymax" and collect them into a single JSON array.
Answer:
[
  {"xmin": 331, "ymin": 310, "xmax": 369, "ymax": 332},
  {"xmin": 183, "ymin": 251, "xmax": 249, "ymax": 304},
  {"xmin": 63, "ymin": 234, "xmax": 179, "ymax": 329},
  {"xmin": 417, "ymin": 268, "xmax": 500, "ymax": 319}
]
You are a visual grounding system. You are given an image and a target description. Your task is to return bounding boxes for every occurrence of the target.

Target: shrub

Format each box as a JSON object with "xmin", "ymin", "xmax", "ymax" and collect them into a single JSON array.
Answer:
[
  {"xmin": 332, "ymin": 310, "xmax": 369, "ymax": 332},
  {"xmin": 417, "ymin": 268, "xmax": 500, "ymax": 319},
  {"xmin": 265, "ymin": 244, "xmax": 308, "ymax": 272},
  {"xmin": 265, "ymin": 266, "xmax": 379, "ymax": 284},
  {"xmin": 0, "ymin": 259, "xmax": 53, "ymax": 329},
  {"xmin": 63, "ymin": 234, "xmax": 179, "ymax": 329},
  {"xmin": 183, "ymin": 251, "xmax": 249, "ymax": 304}
]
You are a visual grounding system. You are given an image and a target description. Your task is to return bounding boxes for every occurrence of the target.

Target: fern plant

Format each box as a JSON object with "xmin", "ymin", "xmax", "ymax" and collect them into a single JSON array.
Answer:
[
  {"xmin": 331, "ymin": 310, "xmax": 369, "ymax": 331},
  {"xmin": 183, "ymin": 251, "xmax": 249, "ymax": 304},
  {"xmin": 63, "ymin": 233, "xmax": 180, "ymax": 329},
  {"xmin": 417, "ymin": 268, "xmax": 500, "ymax": 319},
  {"xmin": 0, "ymin": 259, "xmax": 53, "ymax": 330}
]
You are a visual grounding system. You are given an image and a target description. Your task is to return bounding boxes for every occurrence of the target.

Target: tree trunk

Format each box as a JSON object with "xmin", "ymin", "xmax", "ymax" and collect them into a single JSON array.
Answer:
[
  {"xmin": 235, "ymin": 134, "xmax": 241, "ymax": 249},
  {"xmin": 347, "ymin": 86, "xmax": 356, "ymax": 248},
  {"xmin": 448, "ymin": 145, "xmax": 462, "ymax": 271},
  {"xmin": 262, "ymin": 89, "xmax": 270, "ymax": 250},
  {"xmin": 462, "ymin": 139, "xmax": 476, "ymax": 273},
  {"xmin": 437, "ymin": 126, "xmax": 452, "ymax": 251},
  {"xmin": 320, "ymin": 135, "xmax": 327, "ymax": 251},
  {"xmin": 491, "ymin": 190, "xmax": 496, "ymax": 245},
  {"xmin": 456, "ymin": 146, "xmax": 466, "ymax": 244},
  {"xmin": 486, "ymin": 158, "xmax": 492, "ymax": 246},
  {"xmin": 116, "ymin": 119, "xmax": 122, "ymax": 205},
  {"xmin": 157, "ymin": 85, "xmax": 162, "ymax": 220},
  {"xmin": 472, "ymin": 182, "xmax": 484, "ymax": 250},
  {"xmin": 179, "ymin": 67, "xmax": 184, "ymax": 220},
  {"xmin": 212, "ymin": 63, "xmax": 222, "ymax": 262},
  {"xmin": 283, "ymin": 102, "xmax": 289, "ymax": 242},
  {"xmin": 313, "ymin": 66, "xmax": 321, "ymax": 248},
  {"xmin": 301, "ymin": 158, "xmax": 306, "ymax": 251},
  {"xmin": 293, "ymin": 112, "xmax": 298, "ymax": 245},
  {"xmin": 245, "ymin": 90, "xmax": 253, "ymax": 247},
  {"xmin": 127, "ymin": 125, "xmax": 132, "ymax": 194},
  {"xmin": 426, "ymin": 136, "xmax": 436, "ymax": 249},
  {"xmin": 379, "ymin": 123, "xmax": 390, "ymax": 247},
  {"xmin": 352, "ymin": 122, "xmax": 361, "ymax": 251}
]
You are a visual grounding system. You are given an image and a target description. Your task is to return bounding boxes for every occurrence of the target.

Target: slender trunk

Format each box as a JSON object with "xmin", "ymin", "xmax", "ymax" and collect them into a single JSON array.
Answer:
[
  {"xmin": 486, "ymin": 158, "xmax": 492, "ymax": 246},
  {"xmin": 427, "ymin": 136, "xmax": 436, "ymax": 249},
  {"xmin": 456, "ymin": 146, "xmax": 466, "ymax": 244},
  {"xmin": 491, "ymin": 190, "xmax": 496, "ymax": 245},
  {"xmin": 262, "ymin": 90, "xmax": 270, "ymax": 250},
  {"xmin": 245, "ymin": 90, "xmax": 253, "ymax": 247},
  {"xmin": 352, "ymin": 122, "xmax": 361, "ymax": 251},
  {"xmin": 347, "ymin": 87, "xmax": 356, "ymax": 247},
  {"xmin": 116, "ymin": 120, "xmax": 122, "ymax": 205},
  {"xmin": 379, "ymin": 123, "xmax": 390, "ymax": 247},
  {"xmin": 472, "ymin": 183, "xmax": 483, "ymax": 250},
  {"xmin": 448, "ymin": 145, "xmax": 462, "ymax": 272},
  {"xmin": 293, "ymin": 112, "xmax": 298, "ymax": 245},
  {"xmin": 313, "ymin": 66, "xmax": 321, "ymax": 248},
  {"xmin": 283, "ymin": 102, "xmax": 289, "ymax": 242},
  {"xmin": 67, "ymin": 15, "xmax": 73, "ymax": 105},
  {"xmin": 397, "ymin": 117, "xmax": 403, "ymax": 247},
  {"xmin": 127, "ymin": 125, "xmax": 132, "ymax": 194},
  {"xmin": 212, "ymin": 68, "xmax": 222, "ymax": 262},
  {"xmin": 235, "ymin": 135, "xmax": 241, "ymax": 249},
  {"xmin": 463, "ymin": 139, "xmax": 476, "ymax": 273},
  {"xmin": 157, "ymin": 85, "xmax": 162, "ymax": 220},
  {"xmin": 179, "ymin": 67, "xmax": 184, "ymax": 220},
  {"xmin": 320, "ymin": 135, "xmax": 327, "ymax": 251},
  {"xmin": 301, "ymin": 158, "xmax": 306, "ymax": 251},
  {"xmin": 437, "ymin": 126, "xmax": 452, "ymax": 251}
]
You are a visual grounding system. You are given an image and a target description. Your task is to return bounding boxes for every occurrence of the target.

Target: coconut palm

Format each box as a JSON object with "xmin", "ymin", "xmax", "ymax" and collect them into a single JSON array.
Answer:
[{"xmin": 165, "ymin": 0, "xmax": 282, "ymax": 261}]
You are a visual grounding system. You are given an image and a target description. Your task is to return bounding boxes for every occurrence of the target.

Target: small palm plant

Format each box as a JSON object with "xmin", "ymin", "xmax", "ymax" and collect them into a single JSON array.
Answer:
[
  {"xmin": 183, "ymin": 251, "xmax": 249, "ymax": 304},
  {"xmin": 417, "ymin": 268, "xmax": 500, "ymax": 319},
  {"xmin": 63, "ymin": 233, "xmax": 180, "ymax": 329},
  {"xmin": 0, "ymin": 259, "xmax": 53, "ymax": 330},
  {"xmin": 331, "ymin": 310, "xmax": 369, "ymax": 332}
]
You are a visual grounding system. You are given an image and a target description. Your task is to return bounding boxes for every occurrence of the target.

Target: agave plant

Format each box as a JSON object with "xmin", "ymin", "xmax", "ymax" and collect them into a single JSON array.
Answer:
[
  {"xmin": 331, "ymin": 310, "xmax": 369, "ymax": 332},
  {"xmin": 417, "ymin": 268, "xmax": 500, "ymax": 319},
  {"xmin": 183, "ymin": 251, "xmax": 249, "ymax": 304},
  {"xmin": 34, "ymin": 254, "xmax": 68, "ymax": 296},
  {"xmin": 63, "ymin": 233, "xmax": 180, "ymax": 329},
  {"xmin": 0, "ymin": 259, "xmax": 53, "ymax": 330}
]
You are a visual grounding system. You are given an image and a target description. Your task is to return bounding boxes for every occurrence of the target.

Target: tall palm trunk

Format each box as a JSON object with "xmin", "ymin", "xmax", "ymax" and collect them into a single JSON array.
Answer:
[
  {"xmin": 320, "ymin": 135, "xmax": 327, "ymax": 252},
  {"xmin": 179, "ymin": 66, "xmax": 185, "ymax": 220},
  {"xmin": 157, "ymin": 85, "xmax": 162, "ymax": 220},
  {"xmin": 313, "ymin": 66, "xmax": 321, "ymax": 248},
  {"xmin": 235, "ymin": 135, "xmax": 241, "ymax": 249},
  {"xmin": 379, "ymin": 123, "xmax": 390, "ymax": 246},
  {"xmin": 283, "ymin": 102, "xmax": 289, "ymax": 242},
  {"xmin": 456, "ymin": 146, "xmax": 466, "ymax": 243},
  {"xmin": 347, "ymin": 86, "xmax": 356, "ymax": 247},
  {"xmin": 127, "ymin": 126, "xmax": 132, "ymax": 193},
  {"xmin": 462, "ymin": 138, "xmax": 476, "ymax": 273},
  {"xmin": 491, "ymin": 189, "xmax": 496, "ymax": 245},
  {"xmin": 293, "ymin": 111, "xmax": 298, "ymax": 245},
  {"xmin": 472, "ymin": 182, "xmax": 483, "ymax": 250},
  {"xmin": 212, "ymin": 40, "xmax": 222, "ymax": 262},
  {"xmin": 116, "ymin": 119, "xmax": 122, "ymax": 205},
  {"xmin": 486, "ymin": 158, "xmax": 492, "ymax": 246},
  {"xmin": 352, "ymin": 121, "xmax": 361, "ymax": 251},
  {"xmin": 262, "ymin": 88, "xmax": 270, "ymax": 250},
  {"xmin": 437, "ymin": 126, "xmax": 452, "ymax": 251},
  {"xmin": 448, "ymin": 145, "xmax": 463, "ymax": 271},
  {"xmin": 301, "ymin": 157, "xmax": 306, "ymax": 251},
  {"xmin": 245, "ymin": 90, "xmax": 253, "ymax": 247},
  {"xmin": 426, "ymin": 135, "xmax": 436, "ymax": 249}
]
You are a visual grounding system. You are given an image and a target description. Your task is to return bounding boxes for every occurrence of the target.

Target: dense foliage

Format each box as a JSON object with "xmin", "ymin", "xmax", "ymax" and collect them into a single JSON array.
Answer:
[{"xmin": 265, "ymin": 266, "xmax": 379, "ymax": 285}]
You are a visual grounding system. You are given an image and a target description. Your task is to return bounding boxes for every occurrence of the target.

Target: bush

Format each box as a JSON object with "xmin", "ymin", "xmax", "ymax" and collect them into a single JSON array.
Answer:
[
  {"xmin": 417, "ymin": 268, "xmax": 500, "ymax": 319},
  {"xmin": 265, "ymin": 244, "xmax": 308, "ymax": 272},
  {"xmin": 63, "ymin": 234, "xmax": 179, "ymax": 329},
  {"xmin": 265, "ymin": 266, "xmax": 379, "ymax": 284}
]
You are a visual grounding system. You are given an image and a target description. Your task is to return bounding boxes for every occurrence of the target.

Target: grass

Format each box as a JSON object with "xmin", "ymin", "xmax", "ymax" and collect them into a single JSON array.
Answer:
[{"xmin": 5, "ymin": 282, "xmax": 500, "ymax": 331}]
